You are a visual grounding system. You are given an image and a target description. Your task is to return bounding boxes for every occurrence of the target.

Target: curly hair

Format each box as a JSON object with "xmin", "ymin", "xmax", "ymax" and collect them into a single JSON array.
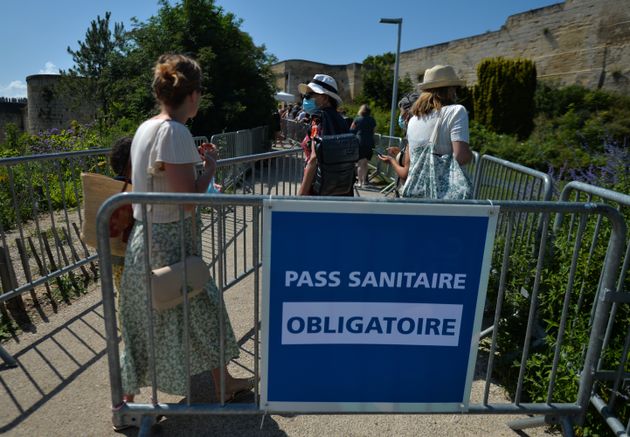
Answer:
[
  {"xmin": 152, "ymin": 53, "xmax": 202, "ymax": 108},
  {"xmin": 109, "ymin": 137, "xmax": 132, "ymax": 178}
]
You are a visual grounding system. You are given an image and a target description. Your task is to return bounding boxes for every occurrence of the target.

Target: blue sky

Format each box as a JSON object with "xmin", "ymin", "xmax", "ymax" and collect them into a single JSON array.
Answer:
[{"xmin": 0, "ymin": 0, "xmax": 561, "ymax": 98}]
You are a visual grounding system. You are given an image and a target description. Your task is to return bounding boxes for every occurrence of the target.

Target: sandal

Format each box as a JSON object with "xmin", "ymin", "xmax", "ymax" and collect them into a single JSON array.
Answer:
[{"xmin": 218, "ymin": 376, "xmax": 256, "ymax": 403}]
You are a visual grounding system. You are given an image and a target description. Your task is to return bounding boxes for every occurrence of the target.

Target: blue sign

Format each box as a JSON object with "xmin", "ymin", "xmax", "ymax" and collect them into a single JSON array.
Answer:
[{"xmin": 261, "ymin": 200, "xmax": 498, "ymax": 413}]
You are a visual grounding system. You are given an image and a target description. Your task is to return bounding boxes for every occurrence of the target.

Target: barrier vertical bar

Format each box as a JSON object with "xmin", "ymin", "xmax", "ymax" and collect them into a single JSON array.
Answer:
[
  {"xmin": 515, "ymin": 212, "xmax": 550, "ymax": 404},
  {"xmin": 253, "ymin": 204, "xmax": 260, "ymax": 404},
  {"xmin": 576, "ymin": 207, "xmax": 626, "ymax": 420},
  {"xmin": 484, "ymin": 213, "xmax": 514, "ymax": 404},
  {"xmin": 217, "ymin": 204, "xmax": 226, "ymax": 404}
]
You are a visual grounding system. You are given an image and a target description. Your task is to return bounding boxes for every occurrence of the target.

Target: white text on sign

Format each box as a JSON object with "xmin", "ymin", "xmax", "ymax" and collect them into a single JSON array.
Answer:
[
  {"xmin": 281, "ymin": 302, "xmax": 462, "ymax": 346},
  {"xmin": 284, "ymin": 270, "xmax": 467, "ymax": 290}
]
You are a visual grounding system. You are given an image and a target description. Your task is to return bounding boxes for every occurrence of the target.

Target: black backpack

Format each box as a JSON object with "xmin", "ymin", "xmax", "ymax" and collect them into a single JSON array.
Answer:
[{"xmin": 311, "ymin": 133, "xmax": 359, "ymax": 196}]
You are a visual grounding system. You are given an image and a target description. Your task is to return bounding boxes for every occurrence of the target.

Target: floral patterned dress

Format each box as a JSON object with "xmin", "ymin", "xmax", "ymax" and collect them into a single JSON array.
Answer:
[{"xmin": 119, "ymin": 215, "xmax": 240, "ymax": 396}]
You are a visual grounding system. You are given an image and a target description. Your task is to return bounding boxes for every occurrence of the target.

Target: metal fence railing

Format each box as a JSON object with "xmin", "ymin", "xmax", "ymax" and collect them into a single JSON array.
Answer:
[
  {"xmin": 2, "ymin": 125, "xmax": 628, "ymax": 436},
  {"xmin": 192, "ymin": 136, "xmax": 209, "ymax": 148},
  {"xmin": 210, "ymin": 126, "xmax": 270, "ymax": 160},
  {"xmin": 553, "ymin": 181, "xmax": 630, "ymax": 437},
  {"xmin": 0, "ymin": 149, "xmax": 110, "ymax": 367},
  {"xmin": 96, "ymin": 194, "xmax": 626, "ymax": 436},
  {"xmin": 280, "ymin": 118, "xmax": 309, "ymax": 145},
  {"xmin": 0, "ymin": 128, "xmax": 294, "ymax": 367},
  {"xmin": 473, "ymin": 155, "xmax": 553, "ymax": 202}
]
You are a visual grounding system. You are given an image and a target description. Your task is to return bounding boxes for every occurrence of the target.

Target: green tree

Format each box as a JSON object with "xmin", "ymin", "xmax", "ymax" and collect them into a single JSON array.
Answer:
[
  {"xmin": 361, "ymin": 53, "xmax": 413, "ymax": 110},
  {"xmin": 473, "ymin": 57, "xmax": 537, "ymax": 139},
  {"xmin": 62, "ymin": 11, "xmax": 127, "ymax": 119},
  {"xmin": 107, "ymin": 0, "xmax": 277, "ymax": 135}
]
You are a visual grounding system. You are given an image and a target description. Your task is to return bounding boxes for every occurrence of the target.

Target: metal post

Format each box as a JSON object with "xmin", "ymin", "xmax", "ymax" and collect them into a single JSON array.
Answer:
[{"xmin": 379, "ymin": 18, "xmax": 403, "ymax": 138}]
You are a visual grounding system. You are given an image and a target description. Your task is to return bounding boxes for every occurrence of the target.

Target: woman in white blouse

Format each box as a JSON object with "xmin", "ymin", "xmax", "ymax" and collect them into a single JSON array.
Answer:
[
  {"xmin": 379, "ymin": 65, "xmax": 473, "ymax": 192},
  {"xmin": 118, "ymin": 54, "xmax": 252, "ymax": 409}
]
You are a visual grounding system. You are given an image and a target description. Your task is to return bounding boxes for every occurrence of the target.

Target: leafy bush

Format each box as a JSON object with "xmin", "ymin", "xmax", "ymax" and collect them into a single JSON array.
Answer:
[
  {"xmin": 473, "ymin": 57, "xmax": 537, "ymax": 139},
  {"xmin": 485, "ymin": 152, "xmax": 630, "ymax": 436},
  {"xmin": 531, "ymin": 84, "xmax": 630, "ymax": 157},
  {"xmin": 69, "ymin": 1, "xmax": 279, "ymax": 136},
  {"xmin": 0, "ymin": 122, "xmax": 117, "ymax": 229}
]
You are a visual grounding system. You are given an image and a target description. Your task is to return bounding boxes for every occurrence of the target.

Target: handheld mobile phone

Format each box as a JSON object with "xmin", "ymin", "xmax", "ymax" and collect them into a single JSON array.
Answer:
[{"xmin": 375, "ymin": 147, "xmax": 387, "ymax": 156}]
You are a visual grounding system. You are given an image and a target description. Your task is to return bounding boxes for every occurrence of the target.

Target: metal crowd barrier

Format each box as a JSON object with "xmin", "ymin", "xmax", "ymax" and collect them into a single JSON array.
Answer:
[
  {"xmin": 206, "ymin": 149, "xmax": 303, "ymax": 290},
  {"xmin": 280, "ymin": 118, "xmax": 309, "ymax": 145},
  {"xmin": 0, "ymin": 149, "xmax": 110, "ymax": 367},
  {"xmin": 473, "ymin": 155, "xmax": 553, "ymax": 202},
  {"xmin": 554, "ymin": 181, "xmax": 630, "ymax": 437},
  {"xmin": 0, "ymin": 129, "xmax": 296, "ymax": 367},
  {"xmin": 192, "ymin": 136, "xmax": 209, "ymax": 148},
  {"xmin": 369, "ymin": 134, "xmax": 402, "ymax": 193},
  {"xmin": 473, "ymin": 154, "xmax": 553, "ymax": 252},
  {"xmin": 210, "ymin": 126, "xmax": 270, "ymax": 160},
  {"xmin": 96, "ymin": 194, "xmax": 626, "ymax": 436}
]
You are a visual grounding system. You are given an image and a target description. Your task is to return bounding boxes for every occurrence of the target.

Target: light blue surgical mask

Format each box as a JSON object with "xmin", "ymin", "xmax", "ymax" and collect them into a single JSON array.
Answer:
[
  {"xmin": 398, "ymin": 114, "xmax": 406, "ymax": 129},
  {"xmin": 302, "ymin": 98, "xmax": 318, "ymax": 114}
]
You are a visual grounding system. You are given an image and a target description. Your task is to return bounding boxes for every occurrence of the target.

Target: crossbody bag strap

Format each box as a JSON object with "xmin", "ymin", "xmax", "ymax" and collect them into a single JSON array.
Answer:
[
  {"xmin": 428, "ymin": 109, "xmax": 444, "ymax": 152},
  {"xmin": 145, "ymin": 119, "xmax": 200, "ymax": 258}
]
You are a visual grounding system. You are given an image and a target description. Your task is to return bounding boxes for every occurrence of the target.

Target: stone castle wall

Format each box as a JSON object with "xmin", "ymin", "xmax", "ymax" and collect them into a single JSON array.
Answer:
[
  {"xmin": 0, "ymin": 98, "xmax": 26, "ymax": 144},
  {"xmin": 272, "ymin": 0, "xmax": 630, "ymax": 101},
  {"xmin": 272, "ymin": 61, "xmax": 363, "ymax": 103},
  {"xmin": 2, "ymin": 0, "xmax": 629, "ymax": 143},
  {"xmin": 0, "ymin": 75, "xmax": 97, "ymax": 145}
]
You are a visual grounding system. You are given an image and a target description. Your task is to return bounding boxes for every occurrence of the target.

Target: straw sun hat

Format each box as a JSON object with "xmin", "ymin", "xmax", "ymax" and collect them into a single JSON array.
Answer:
[
  {"xmin": 298, "ymin": 74, "xmax": 343, "ymax": 104},
  {"xmin": 418, "ymin": 65, "xmax": 465, "ymax": 90}
]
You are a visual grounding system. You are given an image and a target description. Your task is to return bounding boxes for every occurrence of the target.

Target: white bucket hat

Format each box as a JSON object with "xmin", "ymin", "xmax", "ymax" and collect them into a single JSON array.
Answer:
[
  {"xmin": 298, "ymin": 74, "xmax": 342, "ymax": 104},
  {"xmin": 418, "ymin": 65, "xmax": 465, "ymax": 90}
]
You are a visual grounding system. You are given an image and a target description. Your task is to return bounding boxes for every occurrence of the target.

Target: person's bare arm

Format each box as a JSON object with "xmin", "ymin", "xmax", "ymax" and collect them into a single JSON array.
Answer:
[
  {"xmin": 452, "ymin": 141, "xmax": 473, "ymax": 165},
  {"xmin": 378, "ymin": 147, "xmax": 410, "ymax": 179},
  {"xmin": 298, "ymin": 142, "xmax": 317, "ymax": 195},
  {"xmin": 162, "ymin": 144, "xmax": 217, "ymax": 211}
]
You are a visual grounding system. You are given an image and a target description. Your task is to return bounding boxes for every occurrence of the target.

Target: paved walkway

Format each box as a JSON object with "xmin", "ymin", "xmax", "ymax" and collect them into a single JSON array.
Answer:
[{"xmin": 0, "ymin": 184, "xmax": 559, "ymax": 436}]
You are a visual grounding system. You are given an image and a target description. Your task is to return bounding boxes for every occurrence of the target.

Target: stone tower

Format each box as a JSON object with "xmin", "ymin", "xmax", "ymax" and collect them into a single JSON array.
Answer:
[{"xmin": 26, "ymin": 74, "xmax": 97, "ymax": 134}]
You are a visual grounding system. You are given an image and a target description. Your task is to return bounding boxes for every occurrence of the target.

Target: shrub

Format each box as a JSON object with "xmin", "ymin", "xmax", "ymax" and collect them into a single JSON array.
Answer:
[
  {"xmin": 486, "ymin": 149, "xmax": 630, "ymax": 436},
  {"xmin": 473, "ymin": 57, "xmax": 537, "ymax": 139},
  {"xmin": 0, "ymin": 122, "xmax": 117, "ymax": 229}
]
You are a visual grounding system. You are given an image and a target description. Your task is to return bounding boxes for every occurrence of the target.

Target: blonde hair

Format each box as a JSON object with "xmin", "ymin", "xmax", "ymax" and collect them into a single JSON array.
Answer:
[
  {"xmin": 358, "ymin": 104, "xmax": 370, "ymax": 116},
  {"xmin": 152, "ymin": 53, "xmax": 202, "ymax": 107},
  {"xmin": 411, "ymin": 87, "xmax": 457, "ymax": 117}
]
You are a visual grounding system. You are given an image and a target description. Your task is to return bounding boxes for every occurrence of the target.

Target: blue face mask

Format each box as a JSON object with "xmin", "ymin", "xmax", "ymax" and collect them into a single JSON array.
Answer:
[
  {"xmin": 302, "ymin": 98, "xmax": 318, "ymax": 114},
  {"xmin": 398, "ymin": 114, "xmax": 406, "ymax": 129}
]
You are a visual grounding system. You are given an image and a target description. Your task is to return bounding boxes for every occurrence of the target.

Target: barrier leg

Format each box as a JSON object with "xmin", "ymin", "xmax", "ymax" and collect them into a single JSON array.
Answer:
[
  {"xmin": 559, "ymin": 416, "xmax": 575, "ymax": 437},
  {"xmin": 508, "ymin": 415, "xmax": 547, "ymax": 431},
  {"xmin": 508, "ymin": 415, "xmax": 575, "ymax": 437},
  {"xmin": 0, "ymin": 344, "xmax": 17, "ymax": 368},
  {"xmin": 112, "ymin": 404, "xmax": 147, "ymax": 432},
  {"xmin": 137, "ymin": 415, "xmax": 157, "ymax": 437},
  {"xmin": 380, "ymin": 181, "xmax": 397, "ymax": 196}
]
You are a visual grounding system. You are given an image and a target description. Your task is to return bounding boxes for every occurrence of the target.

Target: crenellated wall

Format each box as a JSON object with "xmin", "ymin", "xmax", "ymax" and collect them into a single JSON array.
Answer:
[
  {"xmin": 272, "ymin": 0, "xmax": 630, "ymax": 102},
  {"xmin": 1, "ymin": 0, "xmax": 629, "ymax": 144},
  {"xmin": 0, "ymin": 75, "xmax": 97, "ymax": 145},
  {"xmin": 0, "ymin": 98, "xmax": 27, "ymax": 144}
]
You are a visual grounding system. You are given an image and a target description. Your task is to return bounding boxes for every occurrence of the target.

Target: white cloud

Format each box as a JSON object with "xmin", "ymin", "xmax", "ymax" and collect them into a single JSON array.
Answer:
[
  {"xmin": 39, "ymin": 62, "xmax": 59, "ymax": 74},
  {"xmin": 0, "ymin": 80, "xmax": 27, "ymax": 98}
]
